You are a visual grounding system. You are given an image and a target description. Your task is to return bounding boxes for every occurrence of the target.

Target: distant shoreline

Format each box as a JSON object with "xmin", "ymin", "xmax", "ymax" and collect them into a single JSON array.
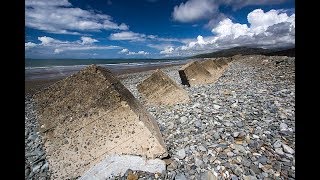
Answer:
[{"xmin": 25, "ymin": 62, "xmax": 187, "ymax": 96}]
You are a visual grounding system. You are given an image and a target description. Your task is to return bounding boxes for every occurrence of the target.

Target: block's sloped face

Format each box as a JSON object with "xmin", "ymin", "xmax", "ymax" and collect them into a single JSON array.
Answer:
[
  {"xmin": 33, "ymin": 65, "xmax": 167, "ymax": 179},
  {"xmin": 200, "ymin": 59, "xmax": 224, "ymax": 76},
  {"xmin": 178, "ymin": 61, "xmax": 215, "ymax": 86},
  {"xmin": 137, "ymin": 69, "xmax": 189, "ymax": 105},
  {"xmin": 215, "ymin": 57, "xmax": 229, "ymax": 67}
]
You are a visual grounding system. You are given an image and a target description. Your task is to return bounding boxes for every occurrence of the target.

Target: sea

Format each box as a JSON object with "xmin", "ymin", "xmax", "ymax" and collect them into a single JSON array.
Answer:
[{"xmin": 25, "ymin": 58, "xmax": 190, "ymax": 81}]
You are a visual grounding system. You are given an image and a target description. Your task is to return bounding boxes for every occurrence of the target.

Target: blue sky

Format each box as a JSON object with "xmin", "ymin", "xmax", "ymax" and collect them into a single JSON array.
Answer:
[{"xmin": 25, "ymin": 0, "xmax": 295, "ymax": 59}]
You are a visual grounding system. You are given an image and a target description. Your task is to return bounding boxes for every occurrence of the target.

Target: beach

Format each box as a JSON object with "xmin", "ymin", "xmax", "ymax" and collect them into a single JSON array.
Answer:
[
  {"xmin": 25, "ymin": 55, "xmax": 295, "ymax": 179},
  {"xmin": 25, "ymin": 59, "xmax": 192, "ymax": 95}
]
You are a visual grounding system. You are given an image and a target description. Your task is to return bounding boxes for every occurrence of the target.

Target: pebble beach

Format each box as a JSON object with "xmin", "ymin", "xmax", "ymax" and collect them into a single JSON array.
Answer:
[{"xmin": 25, "ymin": 55, "xmax": 295, "ymax": 179}]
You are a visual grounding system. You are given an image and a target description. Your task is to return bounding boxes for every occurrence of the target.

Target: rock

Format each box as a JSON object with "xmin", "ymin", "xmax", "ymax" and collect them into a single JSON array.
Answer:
[
  {"xmin": 195, "ymin": 120, "xmax": 202, "ymax": 128},
  {"xmin": 275, "ymin": 148, "xmax": 285, "ymax": 155},
  {"xmin": 231, "ymin": 175, "xmax": 239, "ymax": 180},
  {"xmin": 33, "ymin": 65, "xmax": 167, "ymax": 179},
  {"xmin": 243, "ymin": 175, "xmax": 258, "ymax": 180},
  {"xmin": 233, "ymin": 132, "xmax": 240, "ymax": 137},
  {"xmin": 257, "ymin": 155, "xmax": 268, "ymax": 165},
  {"xmin": 167, "ymin": 160, "xmax": 178, "ymax": 171},
  {"xmin": 175, "ymin": 173, "xmax": 187, "ymax": 180},
  {"xmin": 273, "ymin": 140, "xmax": 282, "ymax": 148},
  {"xmin": 213, "ymin": 104, "xmax": 221, "ymax": 109},
  {"xmin": 40, "ymin": 162, "xmax": 49, "ymax": 172},
  {"xmin": 236, "ymin": 122, "xmax": 244, "ymax": 128},
  {"xmin": 280, "ymin": 123, "xmax": 288, "ymax": 131},
  {"xmin": 32, "ymin": 163, "xmax": 42, "ymax": 173},
  {"xmin": 176, "ymin": 149, "xmax": 186, "ymax": 159},
  {"xmin": 227, "ymin": 152, "xmax": 234, "ymax": 157},
  {"xmin": 250, "ymin": 164, "xmax": 261, "ymax": 174},
  {"xmin": 252, "ymin": 134, "xmax": 259, "ymax": 139},
  {"xmin": 198, "ymin": 145, "xmax": 207, "ymax": 152},
  {"xmin": 200, "ymin": 170, "xmax": 217, "ymax": 180},
  {"xmin": 282, "ymin": 144, "xmax": 294, "ymax": 154},
  {"xmin": 233, "ymin": 166, "xmax": 243, "ymax": 176},
  {"xmin": 195, "ymin": 157, "xmax": 203, "ymax": 167},
  {"xmin": 213, "ymin": 132, "xmax": 220, "ymax": 140},
  {"xmin": 81, "ymin": 155, "xmax": 166, "ymax": 179},
  {"xmin": 180, "ymin": 116, "xmax": 187, "ymax": 123},
  {"xmin": 127, "ymin": 171, "xmax": 138, "ymax": 180}
]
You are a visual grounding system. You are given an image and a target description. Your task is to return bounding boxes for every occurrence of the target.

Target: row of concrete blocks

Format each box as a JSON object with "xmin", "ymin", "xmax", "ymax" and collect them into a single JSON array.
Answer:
[
  {"xmin": 32, "ymin": 56, "xmax": 234, "ymax": 179},
  {"xmin": 138, "ymin": 57, "xmax": 234, "ymax": 106}
]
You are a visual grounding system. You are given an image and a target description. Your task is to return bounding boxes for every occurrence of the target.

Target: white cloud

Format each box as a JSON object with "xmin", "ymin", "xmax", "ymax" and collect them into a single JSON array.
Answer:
[
  {"xmin": 160, "ymin": 46, "xmax": 174, "ymax": 54},
  {"xmin": 118, "ymin": 48, "xmax": 129, "ymax": 54},
  {"xmin": 169, "ymin": 9, "xmax": 295, "ymax": 56},
  {"xmin": 25, "ymin": 0, "xmax": 128, "ymax": 34},
  {"xmin": 128, "ymin": 50, "xmax": 149, "ymax": 55},
  {"xmin": 81, "ymin": 37, "xmax": 98, "ymax": 44},
  {"xmin": 247, "ymin": 9, "xmax": 294, "ymax": 34},
  {"xmin": 117, "ymin": 48, "xmax": 150, "ymax": 55},
  {"xmin": 172, "ymin": 0, "xmax": 288, "ymax": 23},
  {"xmin": 26, "ymin": 36, "xmax": 121, "ymax": 55},
  {"xmin": 25, "ymin": 42, "xmax": 37, "ymax": 50},
  {"xmin": 109, "ymin": 31, "xmax": 146, "ymax": 41},
  {"xmin": 212, "ymin": 19, "xmax": 250, "ymax": 38},
  {"xmin": 54, "ymin": 49, "xmax": 63, "ymax": 54},
  {"xmin": 172, "ymin": 0, "xmax": 218, "ymax": 22},
  {"xmin": 38, "ymin": 36, "xmax": 56, "ymax": 45},
  {"xmin": 109, "ymin": 31, "xmax": 182, "ymax": 43}
]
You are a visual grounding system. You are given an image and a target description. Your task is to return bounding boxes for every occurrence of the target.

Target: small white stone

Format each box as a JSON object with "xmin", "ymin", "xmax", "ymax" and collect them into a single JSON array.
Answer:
[
  {"xmin": 252, "ymin": 134, "xmax": 260, "ymax": 139},
  {"xmin": 282, "ymin": 144, "xmax": 294, "ymax": 154}
]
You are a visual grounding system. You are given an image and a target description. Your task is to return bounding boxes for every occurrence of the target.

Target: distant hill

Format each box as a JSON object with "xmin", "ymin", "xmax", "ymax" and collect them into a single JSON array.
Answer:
[
  {"xmin": 191, "ymin": 46, "xmax": 295, "ymax": 58},
  {"xmin": 264, "ymin": 48, "xmax": 295, "ymax": 57}
]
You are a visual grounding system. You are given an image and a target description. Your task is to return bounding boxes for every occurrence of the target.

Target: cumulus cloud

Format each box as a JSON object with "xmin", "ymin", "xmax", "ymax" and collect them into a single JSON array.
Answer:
[
  {"xmin": 109, "ymin": 31, "xmax": 146, "ymax": 41},
  {"xmin": 118, "ymin": 48, "xmax": 149, "ymax": 55},
  {"xmin": 26, "ymin": 36, "xmax": 120, "ymax": 55},
  {"xmin": 25, "ymin": 42, "xmax": 37, "ymax": 50},
  {"xmin": 212, "ymin": 19, "xmax": 250, "ymax": 38},
  {"xmin": 109, "ymin": 31, "xmax": 182, "ymax": 43},
  {"xmin": 81, "ymin": 37, "xmax": 98, "ymax": 44},
  {"xmin": 172, "ymin": 0, "xmax": 289, "ymax": 23},
  {"xmin": 25, "ymin": 0, "xmax": 128, "ymax": 34},
  {"xmin": 167, "ymin": 9, "xmax": 295, "ymax": 56},
  {"xmin": 129, "ymin": 51, "xmax": 149, "ymax": 55},
  {"xmin": 160, "ymin": 46, "xmax": 174, "ymax": 54},
  {"xmin": 118, "ymin": 48, "xmax": 129, "ymax": 54},
  {"xmin": 172, "ymin": 0, "xmax": 218, "ymax": 22}
]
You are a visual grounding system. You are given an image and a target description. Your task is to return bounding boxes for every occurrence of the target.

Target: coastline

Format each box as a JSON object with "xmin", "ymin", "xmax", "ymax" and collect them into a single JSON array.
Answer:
[{"xmin": 25, "ymin": 62, "xmax": 186, "ymax": 95}]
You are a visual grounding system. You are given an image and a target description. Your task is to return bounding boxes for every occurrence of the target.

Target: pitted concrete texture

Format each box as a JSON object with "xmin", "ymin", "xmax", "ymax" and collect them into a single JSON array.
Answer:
[
  {"xmin": 215, "ymin": 57, "xmax": 229, "ymax": 67},
  {"xmin": 80, "ymin": 154, "xmax": 166, "ymax": 179},
  {"xmin": 200, "ymin": 59, "xmax": 225, "ymax": 77},
  {"xmin": 33, "ymin": 64, "xmax": 167, "ymax": 179},
  {"xmin": 178, "ymin": 61, "xmax": 216, "ymax": 87},
  {"xmin": 137, "ymin": 69, "xmax": 189, "ymax": 106}
]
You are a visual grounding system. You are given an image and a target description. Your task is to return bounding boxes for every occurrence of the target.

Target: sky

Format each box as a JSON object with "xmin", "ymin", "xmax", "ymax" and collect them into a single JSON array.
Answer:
[{"xmin": 25, "ymin": 0, "xmax": 295, "ymax": 59}]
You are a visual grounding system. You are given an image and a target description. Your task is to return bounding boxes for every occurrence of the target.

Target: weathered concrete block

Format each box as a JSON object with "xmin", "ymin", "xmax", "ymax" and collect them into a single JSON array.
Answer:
[
  {"xmin": 33, "ymin": 65, "xmax": 167, "ymax": 179},
  {"xmin": 215, "ymin": 57, "xmax": 229, "ymax": 67},
  {"xmin": 200, "ymin": 59, "xmax": 224, "ymax": 76},
  {"xmin": 137, "ymin": 69, "xmax": 189, "ymax": 106},
  {"xmin": 178, "ymin": 61, "xmax": 216, "ymax": 86}
]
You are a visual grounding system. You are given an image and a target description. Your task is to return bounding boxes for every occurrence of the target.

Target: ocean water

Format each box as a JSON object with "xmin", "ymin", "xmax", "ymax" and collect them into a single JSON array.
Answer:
[{"xmin": 25, "ymin": 58, "xmax": 189, "ymax": 80}]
